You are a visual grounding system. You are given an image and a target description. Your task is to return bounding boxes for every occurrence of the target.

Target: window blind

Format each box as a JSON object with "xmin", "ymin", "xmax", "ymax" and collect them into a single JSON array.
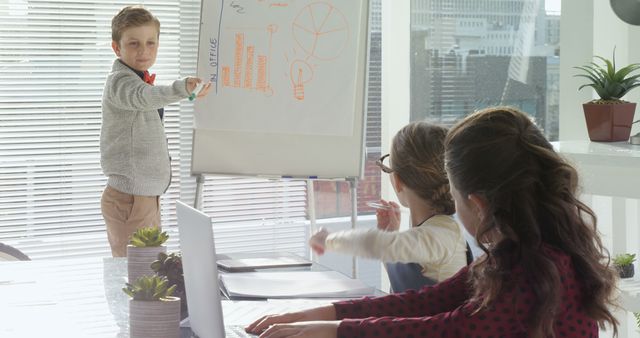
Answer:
[{"xmin": 0, "ymin": 0, "xmax": 308, "ymax": 259}]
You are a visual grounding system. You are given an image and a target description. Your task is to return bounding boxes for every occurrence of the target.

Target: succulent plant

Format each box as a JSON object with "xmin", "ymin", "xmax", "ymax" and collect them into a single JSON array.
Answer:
[
  {"xmin": 152, "ymin": 252, "xmax": 188, "ymax": 318},
  {"xmin": 151, "ymin": 252, "xmax": 184, "ymax": 292},
  {"xmin": 613, "ymin": 253, "xmax": 636, "ymax": 266},
  {"xmin": 574, "ymin": 49, "xmax": 640, "ymax": 102},
  {"xmin": 123, "ymin": 275, "xmax": 176, "ymax": 301},
  {"xmin": 129, "ymin": 226, "xmax": 169, "ymax": 247}
]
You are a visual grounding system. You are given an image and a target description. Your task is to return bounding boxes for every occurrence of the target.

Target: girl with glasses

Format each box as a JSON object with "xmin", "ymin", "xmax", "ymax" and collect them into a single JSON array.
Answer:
[{"xmin": 309, "ymin": 121, "xmax": 469, "ymax": 292}]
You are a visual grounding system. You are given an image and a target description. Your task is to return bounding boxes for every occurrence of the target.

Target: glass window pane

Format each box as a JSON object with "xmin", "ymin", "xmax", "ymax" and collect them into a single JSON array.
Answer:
[{"xmin": 410, "ymin": 0, "xmax": 560, "ymax": 140}]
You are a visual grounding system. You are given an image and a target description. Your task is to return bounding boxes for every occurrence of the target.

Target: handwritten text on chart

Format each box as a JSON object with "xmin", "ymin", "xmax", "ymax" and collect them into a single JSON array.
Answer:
[
  {"xmin": 229, "ymin": 1, "xmax": 246, "ymax": 14},
  {"xmin": 209, "ymin": 38, "xmax": 219, "ymax": 86}
]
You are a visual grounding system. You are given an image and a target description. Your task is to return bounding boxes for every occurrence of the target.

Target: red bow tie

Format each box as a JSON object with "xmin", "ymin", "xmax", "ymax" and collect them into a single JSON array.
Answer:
[{"xmin": 143, "ymin": 71, "xmax": 156, "ymax": 85}]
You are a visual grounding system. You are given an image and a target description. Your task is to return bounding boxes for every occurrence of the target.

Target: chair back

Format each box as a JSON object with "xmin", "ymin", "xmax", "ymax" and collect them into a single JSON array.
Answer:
[
  {"xmin": 385, "ymin": 242, "xmax": 474, "ymax": 293},
  {"xmin": 385, "ymin": 262, "xmax": 437, "ymax": 293},
  {"xmin": 0, "ymin": 243, "xmax": 30, "ymax": 261}
]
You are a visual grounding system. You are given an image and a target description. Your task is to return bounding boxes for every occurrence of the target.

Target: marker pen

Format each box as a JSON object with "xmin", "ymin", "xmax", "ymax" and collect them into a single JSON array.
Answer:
[
  {"xmin": 366, "ymin": 201, "xmax": 409, "ymax": 213},
  {"xmin": 189, "ymin": 82, "xmax": 205, "ymax": 101},
  {"xmin": 366, "ymin": 201, "xmax": 392, "ymax": 210}
]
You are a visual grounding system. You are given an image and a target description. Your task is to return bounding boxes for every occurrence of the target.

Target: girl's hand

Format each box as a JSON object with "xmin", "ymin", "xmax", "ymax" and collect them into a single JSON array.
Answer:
[
  {"xmin": 376, "ymin": 199, "xmax": 401, "ymax": 231},
  {"xmin": 308, "ymin": 228, "xmax": 330, "ymax": 255},
  {"xmin": 258, "ymin": 321, "xmax": 340, "ymax": 338},
  {"xmin": 245, "ymin": 305, "xmax": 337, "ymax": 335}
]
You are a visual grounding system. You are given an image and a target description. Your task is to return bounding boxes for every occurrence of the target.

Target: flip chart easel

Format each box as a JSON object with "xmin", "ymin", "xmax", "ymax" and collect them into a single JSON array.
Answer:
[{"xmin": 191, "ymin": 0, "xmax": 370, "ymax": 278}]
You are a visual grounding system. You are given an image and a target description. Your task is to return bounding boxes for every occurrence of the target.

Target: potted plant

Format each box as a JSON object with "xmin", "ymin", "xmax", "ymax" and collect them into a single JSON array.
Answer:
[
  {"xmin": 574, "ymin": 49, "xmax": 640, "ymax": 142},
  {"xmin": 151, "ymin": 251, "xmax": 188, "ymax": 319},
  {"xmin": 127, "ymin": 226, "xmax": 169, "ymax": 283},
  {"xmin": 613, "ymin": 253, "xmax": 636, "ymax": 278},
  {"xmin": 123, "ymin": 275, "xmax": 180, "ymax": 338}
]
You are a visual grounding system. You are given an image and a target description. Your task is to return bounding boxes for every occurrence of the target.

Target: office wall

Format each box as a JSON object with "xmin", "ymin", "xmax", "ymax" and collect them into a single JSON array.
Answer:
[{"xmin": 380, "ymin": 0, "xmax": 410, "ymax": 291}]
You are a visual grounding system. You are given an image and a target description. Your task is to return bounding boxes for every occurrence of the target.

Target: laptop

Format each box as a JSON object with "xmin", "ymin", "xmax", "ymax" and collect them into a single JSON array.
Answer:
[{"xmin": 176, "ymin": 201, "xmax": 256, "ymax": 338}]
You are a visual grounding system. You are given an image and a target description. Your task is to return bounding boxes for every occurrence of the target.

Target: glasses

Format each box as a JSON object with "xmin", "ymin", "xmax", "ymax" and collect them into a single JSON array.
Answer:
[{"xmin": 376, "ymin": 154, "xmax": 394, "ymax": 173}]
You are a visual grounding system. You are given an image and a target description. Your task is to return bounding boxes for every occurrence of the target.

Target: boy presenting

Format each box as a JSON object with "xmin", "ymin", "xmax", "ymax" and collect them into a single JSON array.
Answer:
[{"xmin": 100, "ymin": 5, "xmax": 210, "ymax": 257}]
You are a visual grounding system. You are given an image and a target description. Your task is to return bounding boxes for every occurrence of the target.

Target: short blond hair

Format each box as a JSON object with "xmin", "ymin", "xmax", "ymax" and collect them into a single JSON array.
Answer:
[{"xmin": 111, "ymin": 5, "xmax": 160, "ymax": 42}]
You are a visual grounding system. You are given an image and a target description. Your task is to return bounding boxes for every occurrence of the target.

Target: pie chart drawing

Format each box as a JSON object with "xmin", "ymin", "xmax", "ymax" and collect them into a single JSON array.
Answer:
[{"xmin": 292, "ymin": 2, "xmax": 349, "ymax": 61}]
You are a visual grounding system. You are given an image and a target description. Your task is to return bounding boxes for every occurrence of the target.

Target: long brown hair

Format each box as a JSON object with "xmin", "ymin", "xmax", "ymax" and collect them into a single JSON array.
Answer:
[
  {"xmin": 444, "ymin": 107, "xmax": 618, "ymax": 337},
  {"xmin": 390, "ymin": 121, "xmax": 454, "ymax": 215}
]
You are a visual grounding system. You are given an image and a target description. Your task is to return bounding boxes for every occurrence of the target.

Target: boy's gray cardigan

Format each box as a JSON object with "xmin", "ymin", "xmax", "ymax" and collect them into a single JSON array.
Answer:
[{"xmin": 100, "ymin": 60, "xmax": 189, "ymax": 196}]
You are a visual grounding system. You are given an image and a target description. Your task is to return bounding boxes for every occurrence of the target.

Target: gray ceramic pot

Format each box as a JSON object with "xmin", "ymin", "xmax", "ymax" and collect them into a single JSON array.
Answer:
[
  {"xmin": 129, "ymin": 296, "xmax": 180, "ymax": 338},
  {"xmin": 127, "ymin": 245, "xmax": 167, "ymax": 283}
]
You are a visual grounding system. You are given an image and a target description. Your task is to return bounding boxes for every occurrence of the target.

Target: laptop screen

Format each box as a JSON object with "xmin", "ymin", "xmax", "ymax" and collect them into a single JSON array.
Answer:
[{"xmin": 176, "ymin": 200, "xmax": 226, "ymax": 338}]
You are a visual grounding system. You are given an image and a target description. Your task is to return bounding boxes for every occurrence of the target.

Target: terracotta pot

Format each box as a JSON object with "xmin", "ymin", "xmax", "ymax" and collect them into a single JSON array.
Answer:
[
  {"xmin": 127, "ymin": 245, "xmax": 166, "ymax": 283},
  {"xmin": 129, "ymin": 296, "xmax": 180, "ymax": 338},
  {"xmin": 582, "ymin": 102, "xmax": 636, "ymax": 142}
]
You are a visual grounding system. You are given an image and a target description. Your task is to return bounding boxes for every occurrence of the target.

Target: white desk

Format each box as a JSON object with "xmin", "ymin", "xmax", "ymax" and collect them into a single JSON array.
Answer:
[
  {"xmin": 0, "ymin": 257, "xmax": 372, "ymax": 338},
  {"xmin": 553, "ymin": 141, "xmax": 640, "ymax": 319},
  {"xmin": 0, "ymin": 257, "xmax": 129, "ymax": 338},
  {"xmin": 0, "ymin": 258, "xmax": 304, "ymax": 337}
]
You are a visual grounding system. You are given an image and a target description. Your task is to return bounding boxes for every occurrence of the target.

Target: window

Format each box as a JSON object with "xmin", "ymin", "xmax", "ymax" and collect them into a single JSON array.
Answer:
[
  {"xmin": 410, "ymin": 0, "xmax": 560, "ymax": 140},
  {"xmin": 0, "ymin": 0, "xmax": 383, "ymax": 260}
]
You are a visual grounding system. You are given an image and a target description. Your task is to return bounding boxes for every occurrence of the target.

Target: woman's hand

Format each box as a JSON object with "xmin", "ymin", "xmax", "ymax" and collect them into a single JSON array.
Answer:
[
  {"xmin": 309, "ymin": 228, "xmax": 330, "ymax": 255},
  {"xmin": 258, "ymin": 321, "xmax": 340, "ymax": 338},
  {"xmin": 376, "ymin": 199, "xmax": 401, "ymax": 231},
  {"xmin": 245, "ymin": 305, "xmax": 337, "ymax": 335}
]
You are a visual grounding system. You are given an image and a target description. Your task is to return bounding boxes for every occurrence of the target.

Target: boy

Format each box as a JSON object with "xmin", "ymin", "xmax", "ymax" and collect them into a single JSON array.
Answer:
[{"xmin": 100, "ymin": 5, "xmax": 210, "ymax": 257}]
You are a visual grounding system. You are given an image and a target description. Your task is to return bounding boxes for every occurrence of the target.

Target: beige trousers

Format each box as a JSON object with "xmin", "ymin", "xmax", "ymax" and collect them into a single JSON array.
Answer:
[{"xmin": 101, "ymin": 185, "xmax": 161, "ymax": 257}]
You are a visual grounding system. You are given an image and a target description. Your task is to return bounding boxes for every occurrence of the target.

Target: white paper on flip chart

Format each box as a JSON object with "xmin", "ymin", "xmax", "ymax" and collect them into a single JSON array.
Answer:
[{"xmin": 219, "ymin": 271, "xmax": 375, "ymax": 299}]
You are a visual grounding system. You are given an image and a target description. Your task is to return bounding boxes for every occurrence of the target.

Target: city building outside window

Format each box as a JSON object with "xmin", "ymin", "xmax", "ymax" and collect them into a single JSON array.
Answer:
[{"xmin": 410, "ymin": 0, "xmax": 560, "ymax": 140}]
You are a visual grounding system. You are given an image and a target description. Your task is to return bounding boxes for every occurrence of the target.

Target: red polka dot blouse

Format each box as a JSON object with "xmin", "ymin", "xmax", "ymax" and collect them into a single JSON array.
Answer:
[{"xmin": 333, "ymin": 245, "xmax": 598, "ymax": 337}]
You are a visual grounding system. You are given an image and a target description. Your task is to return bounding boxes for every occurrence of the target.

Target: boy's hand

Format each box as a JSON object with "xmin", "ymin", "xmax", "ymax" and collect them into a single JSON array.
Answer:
[{"xmin": 186, "ymin": 77, "xmax": 212, "ymax": 99}]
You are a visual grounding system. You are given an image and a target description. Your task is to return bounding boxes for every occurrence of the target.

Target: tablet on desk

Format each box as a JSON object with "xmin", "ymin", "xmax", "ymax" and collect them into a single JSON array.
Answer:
[{"xmin": 216, "ymin": 252, "xmax": 312, "ymax": 272}]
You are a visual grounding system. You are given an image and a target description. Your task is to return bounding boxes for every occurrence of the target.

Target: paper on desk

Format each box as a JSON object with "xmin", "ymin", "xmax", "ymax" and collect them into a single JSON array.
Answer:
[{"xmin": 219, "ymin": 271, "xmax": 375, "ymax": 299}]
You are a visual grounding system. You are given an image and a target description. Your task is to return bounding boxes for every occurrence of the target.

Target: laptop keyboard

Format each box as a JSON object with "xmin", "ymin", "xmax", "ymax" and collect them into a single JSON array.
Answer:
[{"xmin": 226, "ymin": 325, "xmax": 257, "ymax": 338}]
